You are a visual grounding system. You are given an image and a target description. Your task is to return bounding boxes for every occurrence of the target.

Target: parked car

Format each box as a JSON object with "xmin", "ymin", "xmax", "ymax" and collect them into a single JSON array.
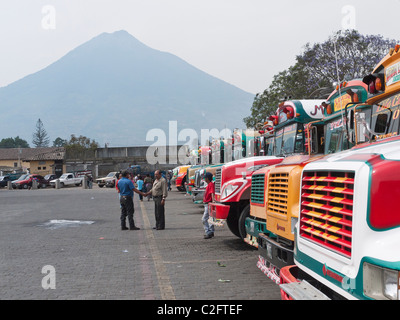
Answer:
[
  {"xmin": 42, "ymin": 174, "xmax": 58, "ymax": 188},
  {"xmin": 11, "ymin": 174, "xmax": 31, "ymax": 189},
  {"xmin": 12, "ymin": 174, "xmax": 46, "ymax": 189},
  {"xmin": 0, "ymin": 176, "xmax": 13, "ymax": 188},
  {"xmin": 6, "ymin": 172, "xmax": 24, "ymax": 181},
  {"xmin": 105, "ymin": 172, "xmax": 120, "ymax": 188},
  {"xmin": 50, "ymin": 173, "xmax": 83, "ymax": 188},
  {"xmin": 96, "ymin": 172, "xmax": 117, "ymax": 188}
]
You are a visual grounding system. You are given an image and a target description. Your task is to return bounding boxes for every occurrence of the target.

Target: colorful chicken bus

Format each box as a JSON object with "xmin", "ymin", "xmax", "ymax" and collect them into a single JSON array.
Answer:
[
  {"xmin": 172, "ymin": 165, "xmax": 191, "ymax": 192},
  {"xmin": 245, "ymin": 99, "xmax": 325, "ymax": 248},
  {"xmin": 248, "ymin": 82, "xmax": 368, "ymax": 284},
  {"xmin": 280, "ymin": 45, "xmax": 400, "ymax": 300},
  {"xmin": 245, "ymin": 99, "xmax": 327, "ymax": 247},
  {"xmin": 208, "ymin": 129, "xmax": 282, "ymax": 238},
  {"xmin": 185, "ymin": 164, "xmax": 204, "ymax": 196}
]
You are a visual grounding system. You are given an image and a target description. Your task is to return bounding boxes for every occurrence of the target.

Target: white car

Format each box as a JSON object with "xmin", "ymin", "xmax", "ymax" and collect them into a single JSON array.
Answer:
[
  {"xmin": 96, "ymin": 172, "xmax": 117, "ymax": 188},
  {"xmin": 50, "ymin": 173, "xmax": 83, "ymax": 188}
]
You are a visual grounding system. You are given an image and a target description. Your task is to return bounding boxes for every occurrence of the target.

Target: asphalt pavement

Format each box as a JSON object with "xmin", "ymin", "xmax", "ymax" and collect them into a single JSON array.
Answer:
[{"xmin": 0, "ymin": 185, "xmax": 281, "ymax": 304}]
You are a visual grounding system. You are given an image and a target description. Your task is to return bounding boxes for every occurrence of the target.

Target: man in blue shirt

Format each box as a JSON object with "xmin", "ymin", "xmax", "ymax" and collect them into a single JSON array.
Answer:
[{"xmin": 117, "ymin": 170, "xmax": 147, "ymax": 230}]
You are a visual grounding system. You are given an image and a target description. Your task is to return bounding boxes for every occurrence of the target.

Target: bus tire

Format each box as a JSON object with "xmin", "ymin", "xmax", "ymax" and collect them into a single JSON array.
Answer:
[
  {"xmin": 227, "ymin": 204, "xmax": 241, "ymax": 238},
  {"xmin": 238, "ymin": 204, "xmax": 250, "ymax": 240}
]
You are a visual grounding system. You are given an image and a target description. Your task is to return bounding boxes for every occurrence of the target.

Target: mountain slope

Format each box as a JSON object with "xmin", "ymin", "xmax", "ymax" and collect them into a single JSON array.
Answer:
[{"xmin": 0, "ymin": 30, "xmax": 254, "ymax": 147}]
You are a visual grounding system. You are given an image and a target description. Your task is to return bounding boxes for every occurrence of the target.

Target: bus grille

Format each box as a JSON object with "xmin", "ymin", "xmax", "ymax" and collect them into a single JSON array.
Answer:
[
  {"xmin": 267, "ymin": 172, "xmax": 289, "ymax": 215},
  {"xmin": 194, "ymin": 170, "xmax": 201, "ymax": 188},
  {"xmin": 215, "ymin": 168, "xmax": 222, "ymax": 194},
  {"xmin": 251, "ymin": 174, "xmax": 265, "ymax": 204},
  {"xmin": 300, "ymin": 171, "xmax": 355, "ymax": 258}
]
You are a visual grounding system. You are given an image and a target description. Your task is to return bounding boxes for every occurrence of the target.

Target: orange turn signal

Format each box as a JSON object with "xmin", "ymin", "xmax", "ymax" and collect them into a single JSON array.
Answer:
[{"xmin": 375, "ymin": 77, "xmax": 382, "ymax": 91}]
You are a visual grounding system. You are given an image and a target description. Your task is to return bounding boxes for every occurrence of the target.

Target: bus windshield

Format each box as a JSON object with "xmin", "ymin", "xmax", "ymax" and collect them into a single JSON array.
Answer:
[
  {"xmin": 275, "ymin": 123, "xmax": 297, "ymax": 156},
  {"xmin": 265, "ymin": 137, "xmax": 275, "ymax": 156},
  {"xmin": 325, "ymin": 118, "xmax": 345, "ymax": 154}
]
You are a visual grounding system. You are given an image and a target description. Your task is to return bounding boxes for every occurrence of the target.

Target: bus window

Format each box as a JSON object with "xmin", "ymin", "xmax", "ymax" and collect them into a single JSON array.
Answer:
[
  {"xmin": 294, "ymin": 124, "xmax": 304, "ymax": 153},
  {"xmin": 325, "ymin": 118, "xmax": 344, "ymax": 154},
  {"xmin": 265, "ymin": 137, "xmax": 275, "ymax": 156},
  {"xmin": 371, "ymin": 93, "xmax": 400, "ymax": 139},
  {"xmin": 275, "ymin": 128, "xmax": 284, "ymax": 156},
  {"xmin": 281, "ymin": 124, "xmax": 297, "ymax": 155},
  {"xmin": 374, "ymin": 113, "xmax": 389, "ymax": 133},
  {"xmin": 328, "ymin": 132, "xmax": 340, "ymax": 154}
]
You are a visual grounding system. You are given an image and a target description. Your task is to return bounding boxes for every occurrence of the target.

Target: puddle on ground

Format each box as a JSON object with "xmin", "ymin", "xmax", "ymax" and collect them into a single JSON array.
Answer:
[{"xmin": 37, "ymin": 219, "xmax": 95, "ymax": 230}]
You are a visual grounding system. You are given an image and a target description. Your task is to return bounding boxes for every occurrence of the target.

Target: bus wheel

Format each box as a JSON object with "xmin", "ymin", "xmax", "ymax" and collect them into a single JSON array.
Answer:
[
  {"xmin": 238, "ymin": 204, "xmax": 250, "ymax": 240},
  {"xmin": 227, "ymin": 205, "xmax": 241, "ymax": 238}
]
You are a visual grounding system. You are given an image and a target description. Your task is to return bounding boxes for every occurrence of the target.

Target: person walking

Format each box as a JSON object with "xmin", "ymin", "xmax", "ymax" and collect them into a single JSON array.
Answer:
[
  {"xmin": 137, "ymin": 176, "xmax": 144, "ymax": 201},
  {"xmin": 146, "ymin": 170, "xmax": 168, "ymax": 230},
  {"xmin": 116, "ymin": 172, "xmax": 122, "ymax": 208},
  {"xmin": 86, "ymin": 174, "xmax": 93, "ymax": 189},
  {"xmin": 202, "ymin": 172, "xmax": 215, "ymax": 239},
  {"xmin": 117, "ymin": 170, "xmax": 147, "ymax": 231},
  {"xmin": 167, "ymin": 170, "xmax": 172, "ymax": 191}
]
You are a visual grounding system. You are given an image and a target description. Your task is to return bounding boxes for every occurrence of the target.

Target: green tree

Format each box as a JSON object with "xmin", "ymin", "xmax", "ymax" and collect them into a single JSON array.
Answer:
[
  {"xmin": 0, "ymin": 136, "xmax": 30, "ymax": 148},
  {"xmin": 297, "ymin": 30, "xmax": 397, "ymax": 86},
  {"xmin": 65, "ymin": 134, "xmax": 99, "ymax": 150},
  {"xmin": 53, "ymin": 137, "xmax": 67, "ymax": 147},
  {"xmin": 32, "ymin": 118, "xmax": 50, "ymax": 147},
  {"xmin": 244, "ymin": 30, "xmax": 399, "ymax": 128},
  {"xmin": 64, "ymin": 134, "xmax": 99, "ymax": 159}
]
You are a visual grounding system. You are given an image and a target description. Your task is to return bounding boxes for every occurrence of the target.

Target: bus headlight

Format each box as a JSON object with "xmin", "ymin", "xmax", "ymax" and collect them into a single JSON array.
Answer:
[
  {"xmin": 363, "ymin": 262, "xmax": 400, "ymax": 300},
  {"xmin": 221, "ymin": 182, "xmax": 243, "ymax": 199}
]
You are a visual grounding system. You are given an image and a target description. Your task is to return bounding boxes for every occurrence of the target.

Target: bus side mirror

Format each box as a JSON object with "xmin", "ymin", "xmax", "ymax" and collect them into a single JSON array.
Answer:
[{"xmin": 355, "ymin": 112, "xmax": 368, "ymax": 143}]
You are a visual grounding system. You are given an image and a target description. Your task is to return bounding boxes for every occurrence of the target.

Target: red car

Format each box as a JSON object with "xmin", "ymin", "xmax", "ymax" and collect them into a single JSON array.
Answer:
[{"xmin": 12, "ymin": 174, "xmax": 46, "ymax": 189}]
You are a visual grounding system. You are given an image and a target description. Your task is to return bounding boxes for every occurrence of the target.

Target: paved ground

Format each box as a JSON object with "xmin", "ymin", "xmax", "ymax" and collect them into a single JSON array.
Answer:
[{"xmin": 0, "ymin": 185, "xmax": 281, "ymax": 302}]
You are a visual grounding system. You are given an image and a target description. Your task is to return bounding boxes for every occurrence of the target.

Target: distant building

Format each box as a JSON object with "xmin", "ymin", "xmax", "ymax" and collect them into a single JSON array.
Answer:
[
  {"xmin": 0, "ymin": 147, "xmax": 65, "ymax": 176},
  {"xmin": 24, "ymin": 148, "xmax": 65, "ymax": 177}
]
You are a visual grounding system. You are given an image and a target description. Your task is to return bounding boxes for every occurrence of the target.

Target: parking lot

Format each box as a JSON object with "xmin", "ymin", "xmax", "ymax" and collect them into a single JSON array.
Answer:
[{"xmin": 0, "ymin": 185, "xmax": 280, "ymax": 303}]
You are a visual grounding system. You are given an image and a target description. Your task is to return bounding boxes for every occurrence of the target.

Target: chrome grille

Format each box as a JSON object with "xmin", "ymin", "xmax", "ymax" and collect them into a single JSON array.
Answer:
[
  {"xmin": 194, "ymin": 170, "xmax": 201, "ymax": 188},
  {"xmin": 214, "ymin": 168, "xmax": 222, "ymax": 194}
]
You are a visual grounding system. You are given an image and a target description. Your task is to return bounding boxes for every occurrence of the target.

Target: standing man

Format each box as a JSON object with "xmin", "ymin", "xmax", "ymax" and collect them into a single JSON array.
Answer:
[
  {"xmin": 202, "ymin": 172, "xmax": 215, "ymax": 239},
  {"xmin": 147, "ymin": 170, "xmax": 168, "ymax": 230},
  {"xmin": 117, "ymin": 170, "xmax": 147, "ymax": 231}
]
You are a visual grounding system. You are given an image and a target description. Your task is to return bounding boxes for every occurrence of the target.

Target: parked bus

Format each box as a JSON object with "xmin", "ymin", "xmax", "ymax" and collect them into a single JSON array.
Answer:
[
  {"xmin": 280, "ymin": 45, "xmax": 400, "ymax": 300},
  {"xmin": 250, "ymin": 82, "xmax": 368, "ymax": 284}
]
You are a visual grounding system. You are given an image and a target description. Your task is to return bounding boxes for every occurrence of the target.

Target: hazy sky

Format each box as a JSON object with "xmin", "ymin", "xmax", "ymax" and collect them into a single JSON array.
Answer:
[{"xmin": 0, "ymin": 0, "xmax": 399, "ymax": 94}]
